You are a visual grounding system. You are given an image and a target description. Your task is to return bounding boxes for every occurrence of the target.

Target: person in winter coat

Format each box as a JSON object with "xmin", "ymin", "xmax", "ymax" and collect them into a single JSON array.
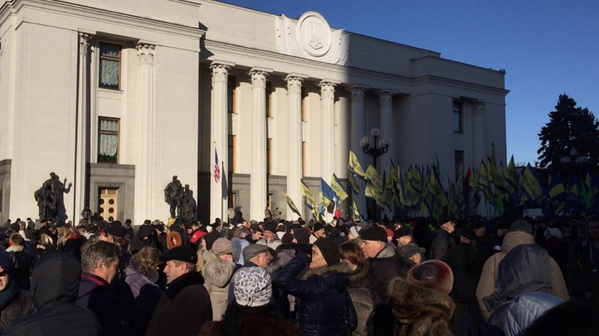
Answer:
[
  {"xmin": 57, "ymin": 223, "xmax": 86, "ymax": 261},
  {"xmin": 567, "ymin": 215, "xmax": 599, "ymax": 305},
  {"xmin": 146, "ymin": 246, "xmax": 212, "ymax": 336},
  {"xmin": 428, "ymin": 216, "xmax": 456, "ymax": 261},
  {"xmin": 275, "ymin": 238, "xmax": 357, "ymax": 336},
  {"xmin": 76, "ymin": 240, "xmax": 132, "ymax": 336},
  {"xmin": 339, "ymin": 242, "xmax": 374, "ymax": 336},
  {"xmin": 130, "ymin": 224, "xmax": 156, "ymax": 254},
  {"xmin": 446, "ymin": 228, "xmax": 483, "ymax": 336},
  {"xmin": 257, "ymin": 222, "xmax": 282, "ymax": 250},
  {"xmin": 200, "ymin": 266, "xmax": 300, "ymax": 336},
  {"xmin": 3, "ymin": 253, "xmax": 101, "ymax": 336},
  {"xmin": 387, "ymin": 260, "xmax": 455, "ymax": 336},
  {"xmin": 6, "ymin": 233, "xmax": 33, "ymax": 291},
  {"xmin": 359, "ymin": 225, "xmax": 406, "ymax": 336},
  {"xmin": 476, "ymin": 220, "xmax": 569, "ymax": 321},
  {"xmin": 203, "ymin": 238, "xmax": 236, "ymax": 321},
  {"xmin": 0, "ymin": 252, "xmax": 34, "ymax": 333},
  {"xmin": 124, "ymin": 247, "xmax": 162, "ymax": 335}
]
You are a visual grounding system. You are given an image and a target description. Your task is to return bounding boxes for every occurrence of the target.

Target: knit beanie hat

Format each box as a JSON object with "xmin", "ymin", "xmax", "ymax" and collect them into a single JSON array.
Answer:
[
  {"xmin": 313, "ymin": 222, "xmax": 325, "ymax": 232},
  {"xmin": 0, "ymin": 252, "xmax": 14, "ymax": 275},
  {"xmin": 407, "ymin": 260, "xmax": 454, "ymax": 295},
  {"xmin": 233, "ymin": 266, "xmax": 272, "ymax": 307},
  {"xmin": 313, "ymin": 238, "xmax": 340, "ymax": 266},
  {"xmin": 212, "ymin": 238, "xmax": 234, "ymax": 256},
  {"xmin": 510, "ymin": 220, "xmax": 533, "ymax": 235},
  {"xmin": 359, "ymin": 225, "xmax": 387, "ymax": 242},
  {"xmin": 394, "ymin": 226, "xmax": 413, "ymax": 239}
]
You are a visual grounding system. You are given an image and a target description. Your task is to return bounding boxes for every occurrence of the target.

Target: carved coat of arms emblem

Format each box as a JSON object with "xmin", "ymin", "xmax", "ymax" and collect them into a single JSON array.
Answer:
[{"xmin": 308, "ymin": 23, "xmax": 323, "ymax": 50}]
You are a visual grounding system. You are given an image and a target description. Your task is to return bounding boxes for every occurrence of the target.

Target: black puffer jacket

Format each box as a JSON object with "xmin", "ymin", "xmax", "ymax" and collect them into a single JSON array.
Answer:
[
  {"xmin": 429, "ymin": 228, "xmax": 455, "ymax": 261},
  {"xmin": 275, "ymin": 252, "xmax": 357, "ymax": 336},
  {"xmin": 4, "ymin": 253, "xmax": 102, "ymax": 336},
  {"xmin": 447, "ymin": 242, "xmax": 483, "ymax": 303}
]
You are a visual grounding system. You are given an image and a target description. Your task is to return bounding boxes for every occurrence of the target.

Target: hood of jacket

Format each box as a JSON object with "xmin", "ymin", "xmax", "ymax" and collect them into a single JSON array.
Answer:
[
  {"xmin": 31, "ymin": 253, "xmax": 81, "ymax": 309},
  {"xmin": 501, "ymin": 231, "xmax": 534, "ymax": 253},
  {"xmin": 301, "ymin": 261, "xmax": 353, "ymax": 290},
  {"xmin": 203, "ymin": 249, "xmax": 218, "ymax": 264},
  {"xmin": 387, "ymin": 277, "xmax": 455, "ymax": 335},
  {"xmin": 137, "ymin": 224, "xmax": 154, "ymax": 238},
  {"xmin": 347, "ymin": 260, "xmax": 372, "ymax": 289}
]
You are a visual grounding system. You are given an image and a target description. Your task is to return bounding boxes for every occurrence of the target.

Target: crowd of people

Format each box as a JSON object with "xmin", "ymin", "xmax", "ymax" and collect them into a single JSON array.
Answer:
[{"xmin": 0, "ymin": 211, "xmax": 597, "ymax": 336}]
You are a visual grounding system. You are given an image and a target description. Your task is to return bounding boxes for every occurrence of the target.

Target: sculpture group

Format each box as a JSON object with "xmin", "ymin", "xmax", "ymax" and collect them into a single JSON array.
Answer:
[
  {"xmin": 34, "ymin": 172, "xmax": 72, "ymax": 220},
  {"xmin": 164, "ymin": 175, "xmax": 197, "ymax": 220}
]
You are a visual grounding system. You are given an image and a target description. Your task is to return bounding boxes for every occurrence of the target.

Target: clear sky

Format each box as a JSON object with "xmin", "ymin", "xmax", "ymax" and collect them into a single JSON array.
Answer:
[{"xmin": 219, "ymin": 0, "xmax": 599, "ymax": 166}]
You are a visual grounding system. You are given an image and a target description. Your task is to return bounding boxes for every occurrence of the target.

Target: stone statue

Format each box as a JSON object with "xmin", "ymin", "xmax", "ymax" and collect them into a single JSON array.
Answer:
[
  {"xmin": 180, "ymin": 185, "xmax": 197, "ymax": 220},
  {"xmin": 164, "ymin": 175, "xmax": 183, "ymax": 219}
]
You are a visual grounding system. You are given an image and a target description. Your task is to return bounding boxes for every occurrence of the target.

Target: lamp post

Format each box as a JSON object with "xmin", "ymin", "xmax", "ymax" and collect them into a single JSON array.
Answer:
[
  {"xmin": 560, "ymin": 148, "xmax": 588, "ymax": 178},
  {"xmin": 360, "ymin": 128, "xmax": 392, "ymax": 220}
]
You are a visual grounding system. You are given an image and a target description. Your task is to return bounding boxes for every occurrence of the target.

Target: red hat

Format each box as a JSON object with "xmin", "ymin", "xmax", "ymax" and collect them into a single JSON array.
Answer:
[
  {"xmin": 190, "ymin": 230, "xmax": 207, "ymax": 244},
  {"xmin": 385, "ymin": 228, "xmax": 394, "ymax": 237}
]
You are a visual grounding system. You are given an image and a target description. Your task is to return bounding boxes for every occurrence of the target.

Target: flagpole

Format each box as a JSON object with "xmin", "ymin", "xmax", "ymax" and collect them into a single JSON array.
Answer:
[{"xmin": 222, "ymin": 160, "xmax": 225, "ymax": 226}]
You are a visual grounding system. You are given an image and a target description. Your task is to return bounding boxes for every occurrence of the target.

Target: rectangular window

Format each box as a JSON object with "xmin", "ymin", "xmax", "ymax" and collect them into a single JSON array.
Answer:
[
  {"xmin": 302, "ymin": 141, "xmax": 306, "ymax": 177},
  {"xmin": 98, "ymin": 118, "xmax": 119, "ymax": 163},
  {"xmin": 455, "ymin": 150, "xmax": 464, "ymax": 179},
  {"xmin": 99, "ymin": 43, "xmax": 121, "ymax": 90},
  {"xmin": 228, "ymin": 135, "xmax": 236, "ymax": 173},
  {"xmin": 301, "ymin": 87, "xmax": 306, "ymax": 122},
  {"xmin": 267, "ymin": 138, "xmax": 272, "ymax": 175},
  {"xmin": 228, "ymin": 76, "xmax": 236, "ymax": 114},
  {"xmin": 453, "ymin": 101, "xmax": 463, "ymax": 133},
  {"xmin": 266, "ymin": 81, "xmax": 273, "ymax": 118}
]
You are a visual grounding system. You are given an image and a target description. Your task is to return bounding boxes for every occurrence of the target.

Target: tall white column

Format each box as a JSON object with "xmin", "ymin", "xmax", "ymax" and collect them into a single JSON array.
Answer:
[
  {"xmin": 320, "ymin": 80, "xmax": 338, "ymax": 182},
  {"xmin": 379, "ymin": 90, "xmax": 395, "ymax": 175},
  {"xmin": 74, "ymin": 32, "xmax": 92, "ymax": 221},
  {"xmin": 286, "ymin": 73, "xmax": 307, "ymax": 219},
  {"xmin": 134, "ymin": 43, "xmax": 156, "ymax": 224},
  {"xmin": 350, "ymin": 85, "xmax": 369, "ymax": 219},
  {"xmin": 470, "ymin": 102, "xmax": 486, "ymax": 165},
  {"xmin": 249, "ymin": 67, "xmax": 272, "ymax": 221},
  {"xmin": 210, "ymin": 61, "xmax": 234, "ymax": 223}
]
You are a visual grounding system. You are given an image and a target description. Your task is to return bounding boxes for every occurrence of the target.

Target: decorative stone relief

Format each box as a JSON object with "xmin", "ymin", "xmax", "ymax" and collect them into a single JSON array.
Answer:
[
  {"xmin": 79, "ymin": 33, "xmax": 91, "ymax": 56},
  {"xmin": 210, "ymin": 63, "xmax": 230, "ymax": 84},
  {"xmin": 286, "ymin": 75, "xmax": 304, "ymax": 94},
  {"xmin": 276, "ymin": 11, "xmax": 349, "ymax": 65}
]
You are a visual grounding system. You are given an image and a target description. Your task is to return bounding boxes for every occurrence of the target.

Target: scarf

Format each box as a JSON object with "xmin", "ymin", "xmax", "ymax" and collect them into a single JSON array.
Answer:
[{"xmin": 0, "ymin": 279, "xmax": 19, "ymax": 312}]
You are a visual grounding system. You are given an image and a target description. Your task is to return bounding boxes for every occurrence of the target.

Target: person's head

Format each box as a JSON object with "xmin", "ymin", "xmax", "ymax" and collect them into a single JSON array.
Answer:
[
  {"xmin": 394, "ymin": 226, "xmax": 413, "ymax": 246},
  {"xmin": 100, "ymin": 225, "xmax": 127, "ymax": 246},
  {"xmin": 313, "ymin": 222, "xmax": 325, "ymax": 238},
  {"xmin": 311, "ymin": 238, "xmax": 340, "ymax": 269},
  {"xmin": 8, "ymin": 233, "xmax": 24, "ymax": 247},
  {"xmin": 251, "ymin": 229, "xmax": 263, "ymax": 241},
  {"xmin": 263, "ymin": 222, "xmax": 276, "ymax": 240},
  {"xmin": 407, "ymin": 260, "xmax": 454, "ymax": 295},
  {"xmin": 81, "ymin": 241, "xmax": 121, "ymax": 284},
  {"xmin": 400, "ymin": 244, "xmax": 426, "ymax": 265},
  {"xmin": 439, "ymin": 216, "xmax": 457, "ymax": 234},
  {"xmin": 233, "ymin": 266, "xmax": 272, "ymax": 307},
  {"xmin": 211, "ymin": 238, "xmax": 234, "ymax": 261},
  {"xmin": 242, "ymin": 244, "xmax": 270, "ymax": 268},
  {"xmin": 131, "ymin": 247, "xmax": 162, "ymax": 276},
  {"xmin": 348, "ymin": 225, "xmax": 360, "ymax": 240},
  {"xmin": 160, "ymin": 246, "xmax": 198, "ymax": 283},
  {"xmin": 281, "ymin": 233, "xmax": 294, "ymax": 244},
  {"xmin": 0, "ymin": 252, "xmax": 14, "ymax": 291},
  {"xmin": 359, "ymin": 225, "xmax": 388, "ymax": 258},
  {"xmin": 586, "ymin": 215, "xmax": 599, "ymax": 240},
  {"xmin": 339, "ymin": 242, "xmax": 364, "ymax": 269},
  {"xmin": 460, "ymin": 228, "xmax": 477, "ymax": 244}
]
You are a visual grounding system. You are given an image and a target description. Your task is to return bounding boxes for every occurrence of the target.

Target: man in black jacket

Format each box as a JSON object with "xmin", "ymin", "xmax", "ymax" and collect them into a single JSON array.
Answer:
[
  {"xmin": 76, "ymin": 241, "xmax": 131, "ymax": 336},
  {"xmin": 429, "ymin": 215, "xmax": 456, "ymax": 261},
  {"xmin": 146, "ymin": 246, "xmax": 212, "ymax": 336},
  {"xmin": 6, "ymin": 253, "xmax": 102, "ymax": 336}
]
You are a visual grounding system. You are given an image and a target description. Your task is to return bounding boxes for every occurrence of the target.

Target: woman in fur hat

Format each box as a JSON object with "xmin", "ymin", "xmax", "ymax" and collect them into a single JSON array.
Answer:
[
  {"xmin": 340, "ymin": 242, "xmax": 374, "ymax": 336},
  {"xmin": 275, "ymin": 238, "xmax": 357, "ymax": 336},
  {"xmin": 387, "ymin": 260, "xmax": 455, "ymax": 336}
]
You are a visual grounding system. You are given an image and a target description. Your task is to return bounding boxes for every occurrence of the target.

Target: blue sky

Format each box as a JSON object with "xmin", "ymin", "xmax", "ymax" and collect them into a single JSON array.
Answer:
[{"xmin": 220, "ymin": 0, "xmax": 599, "ymax": 166}]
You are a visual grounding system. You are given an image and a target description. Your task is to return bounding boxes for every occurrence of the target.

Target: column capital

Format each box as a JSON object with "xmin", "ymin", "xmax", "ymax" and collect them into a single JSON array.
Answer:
[
  {"xmin": 470, "ymin": 101, "xmax": 486, "ymax": 114},
  {"xmin": 79, "ymin": 32, "xmax": 93, "ymax": 56},
  {"xmin": 249, "ymin": 67, "xmax": 272, "ymax": 88},
  {"xmin": 136, "ymin": 43, "xmax": 155, "ymax": 65},
  {"xmin": 286, "ymin": 73, "xmax": 307, "ymax": 94},
  {"xmin": 349, "ymin": 84, "xmax": 369, "ymax": 97},
  {"xmin": 378, "ymin": 90, "xmax": 396, "ymax": 104},
  {"xmin": 319, "ymin": 79, "xmax": 339, "ymax": 98},
  {"xmin": 210, "ymin": 61, "xmax": 234, "ymax": 83}
]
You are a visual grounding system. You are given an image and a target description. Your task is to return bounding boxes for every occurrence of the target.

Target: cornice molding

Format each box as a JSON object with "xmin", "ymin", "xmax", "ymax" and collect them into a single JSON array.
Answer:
[{"xmin": 412, "ymin": 75, "xmax": 509, "ymax": 96}]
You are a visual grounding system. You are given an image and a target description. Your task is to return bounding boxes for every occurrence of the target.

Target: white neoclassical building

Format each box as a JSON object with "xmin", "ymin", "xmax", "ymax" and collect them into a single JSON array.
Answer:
[{"xmin": 0, "ymin": 0, "xmax": 508, "ymax": 224}]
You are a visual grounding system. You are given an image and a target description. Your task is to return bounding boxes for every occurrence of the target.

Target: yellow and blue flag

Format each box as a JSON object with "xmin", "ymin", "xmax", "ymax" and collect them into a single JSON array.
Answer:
[{"xmin": 330, "ymin": 174, "xmax": 349, "ymax": 201}]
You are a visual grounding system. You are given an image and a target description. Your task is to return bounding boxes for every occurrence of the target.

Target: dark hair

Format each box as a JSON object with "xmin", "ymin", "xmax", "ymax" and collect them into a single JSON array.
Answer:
[
  {"xmin": 339, "ymin": 242, "xmax": 364, "ymax": 266},
  {"xmin": 220, "ymin": 303, "xmax": 284, "ymax": 336},
  {"xmin": 281, "ymin": 233, "xmax": 294, "ymax": 244}
]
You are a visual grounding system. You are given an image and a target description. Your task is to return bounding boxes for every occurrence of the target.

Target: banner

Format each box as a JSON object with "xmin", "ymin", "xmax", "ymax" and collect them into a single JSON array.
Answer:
[
  {"xmin": 330, "ymin": 174, "xmax": 349, "ymax": 201},
  {"xmin": 284, "ymin": 192, "xmax": 302, "ymax": 217}
]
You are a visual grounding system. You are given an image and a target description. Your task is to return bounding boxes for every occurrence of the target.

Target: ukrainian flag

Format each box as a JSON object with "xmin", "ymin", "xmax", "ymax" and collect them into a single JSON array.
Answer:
[{"xmin": 330, "ymin": 174, "xmax": 348, "ymax": 201}]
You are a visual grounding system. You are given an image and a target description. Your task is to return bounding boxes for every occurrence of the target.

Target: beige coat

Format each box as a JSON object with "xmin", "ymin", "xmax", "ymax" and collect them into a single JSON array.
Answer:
[
  {"xmin": 203, "ymin": 250, "xmax": 236, "ymax": 321},
  {"xmin": 475, "ymin": 231, "xmax": 569, "ymax": 320}
]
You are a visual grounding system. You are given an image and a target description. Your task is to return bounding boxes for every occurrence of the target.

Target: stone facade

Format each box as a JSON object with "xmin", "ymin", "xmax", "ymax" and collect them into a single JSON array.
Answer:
[{"xmin": 0, "ymin": 0, "xmax": 508, "ymax": 224}]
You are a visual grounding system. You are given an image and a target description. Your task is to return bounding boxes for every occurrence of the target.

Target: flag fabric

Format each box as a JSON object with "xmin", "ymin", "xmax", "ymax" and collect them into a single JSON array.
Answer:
[
  {"xmin": 348, "ymin": 171, "xmax": 361, "ymax": 195},
  {"xmin": 320, "ymin": 178, "xmax": 337, "ymax": 210},
  {"xmin": 351, "ymin": 200, "xmax": 362, "ymax": 220},
  {"xmin": 301, "ymin": 180, "xmax": 317, "ymax": 211},
  {"xmin": 214, "ymin": 148, "xmax": 221, "ymax": 183},
  {"xmin": 365, "ymin": 165, "xmax": 383, "ymax": 191},
  {"xmin": 504, "ymin": 156, "xmax": 518, "ymax": 197},
  {"xmin": 284, "ymin": 192, "xmax": 302, "ymax": 217},
  {"xmin": 330, "ymin": 174, "xmax": 349, "ymax": 201},
  {"xmin": 348, "ymin": 151, "xmax": 366, "ymax": 178},
  {"xmin": 520, "ymin": 164, "xmax": 544, "ymax": 203}
]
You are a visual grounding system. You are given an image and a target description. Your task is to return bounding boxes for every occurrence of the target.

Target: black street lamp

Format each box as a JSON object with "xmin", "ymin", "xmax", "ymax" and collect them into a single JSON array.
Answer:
[{"xmin": 360, "ymin": 128, "xmax": 392, "ymax": 220}]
